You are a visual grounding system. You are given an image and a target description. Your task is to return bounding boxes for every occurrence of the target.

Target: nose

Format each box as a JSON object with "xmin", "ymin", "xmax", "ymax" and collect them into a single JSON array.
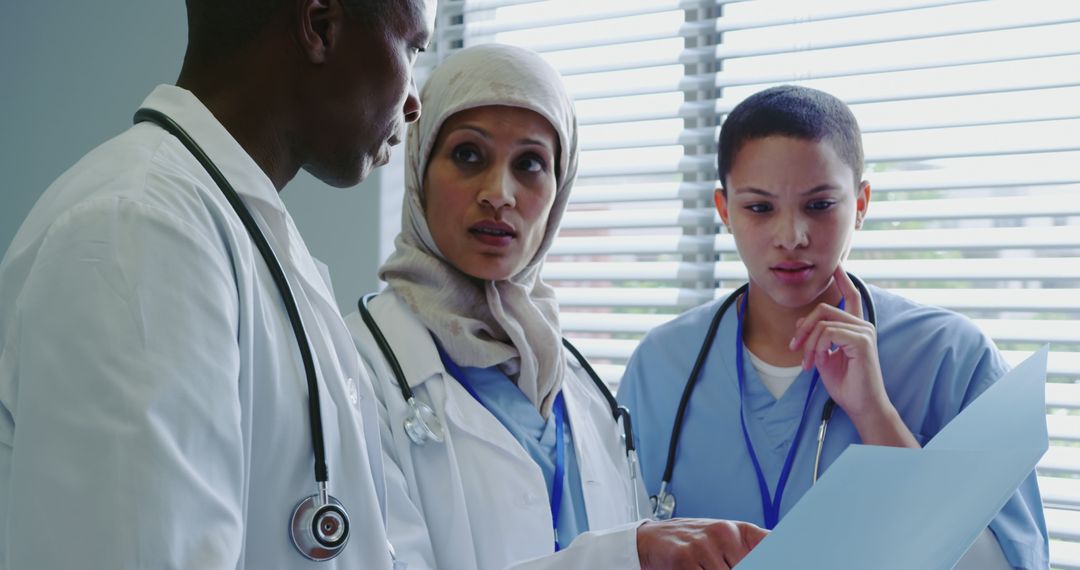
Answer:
[
  {"xmin": 774, "ymin": 212, "xmax": 809, "ymax": 250},
  {"xmin": 477, "ymin": 167, "xmax": 516, "ymax": 211},
  {"xmin": 403, "ymin": 77, "xmax": 421, "ymax": 124}
]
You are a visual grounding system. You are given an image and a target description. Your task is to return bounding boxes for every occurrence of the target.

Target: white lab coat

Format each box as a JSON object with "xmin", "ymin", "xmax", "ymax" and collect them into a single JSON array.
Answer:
[
  {"xmin": 345, "ymin": 291, "xmax": 648, "ymax": 570},
  {"xmin": 0, "ymin": 85, "xmax": 397, "ymax": 568}
]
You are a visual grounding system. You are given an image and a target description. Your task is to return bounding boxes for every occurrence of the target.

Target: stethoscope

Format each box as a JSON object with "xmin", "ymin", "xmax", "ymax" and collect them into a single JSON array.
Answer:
[
  {"xmin": 358, "ymin": 293, "xmax": 647, "ymax": 521},
  {"xmin": 134, "ymin": 109, "xmax": 355, "ymax": 562},
  {"xmin": 650, "ymin": 273, "xmax": 876, "ymax": 523}
]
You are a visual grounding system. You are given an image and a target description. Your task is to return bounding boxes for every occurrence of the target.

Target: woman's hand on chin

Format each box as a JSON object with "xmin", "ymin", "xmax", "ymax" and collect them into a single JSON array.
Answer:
[{"xmin": 788, "ymin": 265, "xmax": 920, "ymax": 448}]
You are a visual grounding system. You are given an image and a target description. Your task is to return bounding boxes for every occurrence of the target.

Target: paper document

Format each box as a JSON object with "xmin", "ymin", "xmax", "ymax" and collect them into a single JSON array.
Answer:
[{"xmin": 736, "ymin": 347, "xmax": 1049, "ymax": 570}]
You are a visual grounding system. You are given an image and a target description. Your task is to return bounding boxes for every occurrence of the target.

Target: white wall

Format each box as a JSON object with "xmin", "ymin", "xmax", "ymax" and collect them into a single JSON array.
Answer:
[{"xmin": 0, "ymin": 1, "xmax": 384, "ymax": 314}]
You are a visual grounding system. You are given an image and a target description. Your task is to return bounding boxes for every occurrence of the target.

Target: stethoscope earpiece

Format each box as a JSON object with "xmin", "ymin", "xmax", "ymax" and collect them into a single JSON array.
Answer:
[
  {"xmin": 290, "ymin": 488, "xmax": 351, "ymax": 561},
  {"xmin": 404, "ymin": 396, "xmax": 445, "ymax": 445}
]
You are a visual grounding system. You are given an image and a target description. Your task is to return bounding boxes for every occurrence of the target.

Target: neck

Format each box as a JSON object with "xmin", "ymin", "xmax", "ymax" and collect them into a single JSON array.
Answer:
[
  {"xmin": 742, "ymin": 281, "xmax": 842, "ymax": 367},
  {"xmin": 176, "ymin": 52, "xmax": 299, "ymax": 192}
]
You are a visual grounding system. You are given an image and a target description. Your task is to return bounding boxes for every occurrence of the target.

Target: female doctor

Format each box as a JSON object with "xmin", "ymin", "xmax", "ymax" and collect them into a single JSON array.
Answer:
[
  {"xmin": 617, "ymin": 85, "xmax": 1049, "ymax": 569},
  {"xmin": 345, "ymin": 44, "xmax": 766, "ymax": 570}
]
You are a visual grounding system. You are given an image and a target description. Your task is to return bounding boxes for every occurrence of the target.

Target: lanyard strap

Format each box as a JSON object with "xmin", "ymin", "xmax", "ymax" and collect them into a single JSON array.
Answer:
[
  {"xmin": 735, "ymin": 292, "xmax": 842, "ymax": 529},
  {"xmin": 551, "ymin": 395, "xmax": 566, "ymax": 552},
  {"xmin": 435, "ymin": 342, "xmax": 568, "ymax": 552}
]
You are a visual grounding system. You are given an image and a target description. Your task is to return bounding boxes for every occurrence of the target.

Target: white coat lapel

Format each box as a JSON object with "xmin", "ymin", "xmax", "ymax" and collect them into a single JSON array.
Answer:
[
  {"xmin": 563, "ymin": 361, "xmax": 633, "ymax": 528},
  {"xmin": 372, "ymin": 292, "xmax": 531, "ymax": 460},
  {"xmin": 438, "ymin": 359, "xmax": 545, "ymax": 461}
]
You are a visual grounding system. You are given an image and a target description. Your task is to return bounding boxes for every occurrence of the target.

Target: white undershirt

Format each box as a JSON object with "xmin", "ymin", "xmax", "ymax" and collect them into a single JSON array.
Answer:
[{"xmin": 746, "ymin": 347, "xmax": 803, "ymax": 399}]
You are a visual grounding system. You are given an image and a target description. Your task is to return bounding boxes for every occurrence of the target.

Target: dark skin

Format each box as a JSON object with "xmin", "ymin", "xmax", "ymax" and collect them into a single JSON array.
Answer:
[
  {"xmin": 177, "ymin": 0, "xmax": 425, "ymax": 191},
  {"xmin": 638, "ymin": 518, "xmax": 768, "ymax": 569},
  {"xmin": 177, "ymin": 7, "xmax": 309, "ymax": 191}
]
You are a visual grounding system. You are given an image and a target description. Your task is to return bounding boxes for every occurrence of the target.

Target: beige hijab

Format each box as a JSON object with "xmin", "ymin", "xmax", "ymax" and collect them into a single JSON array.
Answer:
[{"xmin": 379, "ymin": 44, "xmax": 579, "ymax": 418}]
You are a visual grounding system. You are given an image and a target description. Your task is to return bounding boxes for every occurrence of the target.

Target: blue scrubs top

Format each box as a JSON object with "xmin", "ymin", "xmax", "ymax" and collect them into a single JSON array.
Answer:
[
  {"xmin": 451, "ymin": 362, "xmax": 590, "ymax": 550},
  {"xmin": 617, "ymin": 285, "xmax": 1049, "ymax": 569}
]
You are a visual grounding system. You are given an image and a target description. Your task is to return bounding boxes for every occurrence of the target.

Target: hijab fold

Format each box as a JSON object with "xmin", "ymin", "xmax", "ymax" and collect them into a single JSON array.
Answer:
[{"xmin": 379, "ymin": 44, "xmax": 579, "ymax": 418}]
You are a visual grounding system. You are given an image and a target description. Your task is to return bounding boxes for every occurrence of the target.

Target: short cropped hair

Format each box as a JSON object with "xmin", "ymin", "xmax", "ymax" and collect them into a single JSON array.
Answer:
[
  {"xmin": 717, "ymin": 85, "xmax": 864, "ymax": 192},
  {"xmin": 184, "ymin": 0, "xmax": 409, "ymax": 62}
]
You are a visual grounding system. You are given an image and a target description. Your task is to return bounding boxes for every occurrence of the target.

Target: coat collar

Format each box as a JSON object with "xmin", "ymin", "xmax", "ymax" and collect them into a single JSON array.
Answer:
[
  {"xmin": 367, "ymin": 291, "xmax": 448, "ymax": 389},
  {"xmin": 139, "ymin": 85, "xmax": 339, "ymax": 314},
  {"xmin": 368, "ymin": 290, "xmax": 588, "ymax": 390},
  {"xmin": 139, "ymin": 85, "xmax": 282, "ymax": 219}
]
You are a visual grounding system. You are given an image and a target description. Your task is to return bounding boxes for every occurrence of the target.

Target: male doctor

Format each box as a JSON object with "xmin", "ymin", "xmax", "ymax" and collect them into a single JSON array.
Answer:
[{"xmin": 0, "ymin": 0, "xmax": 435, "ymax": 567}]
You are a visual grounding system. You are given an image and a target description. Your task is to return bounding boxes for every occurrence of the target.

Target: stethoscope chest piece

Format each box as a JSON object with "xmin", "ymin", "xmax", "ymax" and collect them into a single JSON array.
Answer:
[
  {"xmin": 290, "ymin": 491, "xmax": 351, "ymax": 561},
  {"xmin": 404, "ymin": 396, "xmax": 444, "ymax": 445},
  {"xmin": 650, "ymin": 485, "xmax": 676, "ymax": 521}
]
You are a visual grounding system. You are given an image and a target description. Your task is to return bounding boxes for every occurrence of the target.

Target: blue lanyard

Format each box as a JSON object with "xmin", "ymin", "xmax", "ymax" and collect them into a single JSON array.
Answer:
[
  {"xmin": 735, "ymin": 292, "xmax": 842, "ymax": 529},
  {"xmin": 435, "ymin": 342, "xmax": 568, "ymax": 552}
]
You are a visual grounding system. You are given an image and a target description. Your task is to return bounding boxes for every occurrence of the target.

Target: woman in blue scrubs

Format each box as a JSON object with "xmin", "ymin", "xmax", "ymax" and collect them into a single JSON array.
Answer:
[{"xmin": 617, "ymin": 85, "xmax": 1049, "ymax": 569}]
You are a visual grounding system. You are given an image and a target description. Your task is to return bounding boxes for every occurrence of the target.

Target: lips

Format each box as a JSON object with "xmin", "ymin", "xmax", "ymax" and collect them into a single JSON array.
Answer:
[
  {"xmin": 469, "ymin": 220, "xmax": 516, "ymax": 247},
  {"xmin": 770, "ymin": 261, "xmax": 814, "ymax": 284}
]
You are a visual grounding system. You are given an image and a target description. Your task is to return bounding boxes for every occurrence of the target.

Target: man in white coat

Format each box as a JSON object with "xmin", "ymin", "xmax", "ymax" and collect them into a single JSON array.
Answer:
[{"xmin": 0, "ymin": 0, "xmax": 434, "ymax": 567}]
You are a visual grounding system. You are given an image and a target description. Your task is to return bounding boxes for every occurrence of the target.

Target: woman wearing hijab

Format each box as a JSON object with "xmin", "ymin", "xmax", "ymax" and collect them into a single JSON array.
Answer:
[{"xmin": 345, "ymin": 44, "xmax": 766, "ymax": 570}]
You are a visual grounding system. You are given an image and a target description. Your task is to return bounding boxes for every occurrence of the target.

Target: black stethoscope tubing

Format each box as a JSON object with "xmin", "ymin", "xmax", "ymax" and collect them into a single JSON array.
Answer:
[
  {"xmin": 654, "ymin": 274, "xmax": 876, "ymax": 518},
  {"xmin": 133, "ymin": 108, "xmax": 350, "ymax": 561}
]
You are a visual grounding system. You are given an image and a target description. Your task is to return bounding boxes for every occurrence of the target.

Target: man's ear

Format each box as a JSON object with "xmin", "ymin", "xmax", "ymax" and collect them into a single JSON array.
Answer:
[
  {"xmin": 296, "ymin": 0, "xmax": 342, "ymax": 64},
  {"xmin": 855, "ymin": 179, "xmax": 871, "ymax": 229},
  {"xmin": 714, "ymin": 187, "xmax": 731, "ymax": 228}
]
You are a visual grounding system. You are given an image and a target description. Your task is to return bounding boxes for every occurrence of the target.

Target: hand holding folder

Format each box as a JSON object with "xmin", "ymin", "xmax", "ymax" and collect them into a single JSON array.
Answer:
[{"xmin": 736, "ymin": 347, "xmax": 1049, "ymax": 569}]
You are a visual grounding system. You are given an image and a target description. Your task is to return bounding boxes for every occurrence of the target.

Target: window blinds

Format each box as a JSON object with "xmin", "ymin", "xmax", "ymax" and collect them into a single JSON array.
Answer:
[{"xmin": 429, "ymin": 1, "xmax": 1080, "ymax": 564}]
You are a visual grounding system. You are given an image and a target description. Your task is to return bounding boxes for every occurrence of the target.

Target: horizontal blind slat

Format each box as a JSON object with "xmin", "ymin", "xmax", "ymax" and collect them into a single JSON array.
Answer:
[
  {"xmin": 578, "ymin": 74, "xmax": 1080, "ymax": 125},
  {"xmin": 713, "ymin": 258, "xmax": 1080, "ymax": 282},
  {"xmin": 561, "ymin": 195, "xmax": 1080, "ymax": 231},
  {"xmin": 1049, "ymin": 415, "xmax": 1080, "ymax": 443},
  {"xmin": 570, "ymin": 181, "xmax": 712, "ymax": 203},
  {"xmin": 712, "ymin": 0, "xmax": 981, "ymax": 33},
  {"xmin": 1046, "ymin": 385, "xmax": 1080, "ymax": 410},
  {"xmin": 555, "ymin": 286, "xmax": 713, "ymax": 308},
  {"xmin": 1046, "ymin": 509, "xmax": 1080, "ymax": 542},
  {"xmin": 559, "ymin": 312, "xmax": 1080, "ymax": 344},
  {"xmin": 551, "ymin": 226, "xmax": 1080, "ymax": 255},
  {"xmin": 708, "ymin": 7, "xmax": 1080, "ymax": 61},
  {"xmin": 553, "ymin": 287, "xmax": 1080, "ymax": 313},
  {"xmin": 542, "ymin": 258, "xmax": 1080, "ymax": 282},
  {"xmin": 1039, "ymin": 476, "xmax": 1080, "ymax": 511}
]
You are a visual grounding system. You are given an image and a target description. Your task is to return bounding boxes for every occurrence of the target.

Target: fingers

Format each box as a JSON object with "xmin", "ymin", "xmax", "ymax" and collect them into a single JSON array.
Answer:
[
  {"xmin": 704, "ymin": 520, "xmax": 757, "ymax": 568},
  {"xmin": 637, "ymin": 519, "xmax": 768, "ymax": 570},
  {"xmin": 789, "ymin": 303, "xmax": 861, "ymax": 353},
  {"xmin": 832, "ymin": 265, "xmax": 863, "ymax": 320},
  {"xmin": 740, "ymin": 522, "xmax": 769, "ymax": 552},
  {"xmin": 799, "ymin": 319, "xmax": 867, "ymax": 370}
]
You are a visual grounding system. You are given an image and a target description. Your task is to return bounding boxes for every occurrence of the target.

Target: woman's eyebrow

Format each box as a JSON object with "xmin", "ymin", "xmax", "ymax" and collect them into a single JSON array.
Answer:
[
  {"xmin": 801, "ymin": 184, "xmax": 841, "ymax": 196},
  {"xmin": 517, "ymin": 137, "xmax": 553, "ymax": 151},
  {"xmin": 733, "ymin": 186, "xmax": 774, "ymax": 197},
  {"xmin": 450, "ymin": 125, "xmax": 491, "ymax": 139}
]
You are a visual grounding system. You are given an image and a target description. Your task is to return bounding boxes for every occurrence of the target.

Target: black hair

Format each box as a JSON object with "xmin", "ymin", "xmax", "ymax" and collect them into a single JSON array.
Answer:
[
  {"xmin": 183, "ymin": 0, "xmax": 407, "ymax": 63},
  {"xmin": 717, "ymin": 85, "xmax": 864, "ymax": 193}
]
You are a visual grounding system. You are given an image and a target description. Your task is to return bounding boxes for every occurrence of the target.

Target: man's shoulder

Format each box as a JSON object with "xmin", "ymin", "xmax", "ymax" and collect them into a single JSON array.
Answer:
[
  {"xmin": 20, "ymin": 125, "xmax": 230, "ymax": 248},
  {"xmin": 56, "ymin": 123, "xmax": 213, "ymax": 209}
]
